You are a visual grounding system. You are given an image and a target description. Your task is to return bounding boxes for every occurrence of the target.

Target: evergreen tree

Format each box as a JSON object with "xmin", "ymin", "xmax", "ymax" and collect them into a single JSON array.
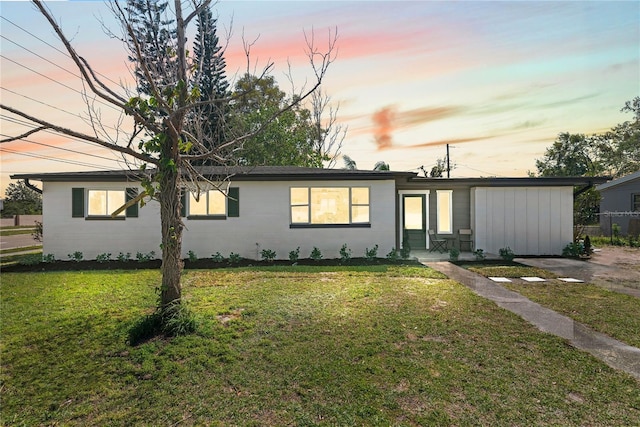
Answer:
[
  {"xmin": 125, "ymin": 0, "xmax": 177, "ymax": 96},
  {"xmin": 192, "ymin": 6, "xmax": 229, "ymax": 164}
]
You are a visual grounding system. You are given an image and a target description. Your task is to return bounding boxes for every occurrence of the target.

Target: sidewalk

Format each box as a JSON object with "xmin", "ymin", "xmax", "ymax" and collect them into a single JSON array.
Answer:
[{"xmin": 426, "ymin": 261, "xmax": 640, "ymax": 381}]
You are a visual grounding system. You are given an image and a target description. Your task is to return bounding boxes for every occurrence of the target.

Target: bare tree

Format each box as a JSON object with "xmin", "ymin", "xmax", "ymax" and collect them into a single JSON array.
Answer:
[
  {"xmin": 1, "ymin": 0, "xmax": 335, "ymax": 321},
  {"xmin": 309, "ymin": 88, "xmax": 345, "ymax": 168}
]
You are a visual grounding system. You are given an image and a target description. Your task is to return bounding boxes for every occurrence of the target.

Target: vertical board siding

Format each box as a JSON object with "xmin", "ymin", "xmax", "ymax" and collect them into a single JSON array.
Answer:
[{"xmin": 473, "ymin": 187, "xmax": 573, "ymax": 256}]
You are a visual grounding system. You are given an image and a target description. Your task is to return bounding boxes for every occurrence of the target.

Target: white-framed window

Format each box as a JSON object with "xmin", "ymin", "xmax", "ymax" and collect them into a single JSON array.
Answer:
[
  {"xmin": 188, "ymin": 190, "xmax": 226, "ymax": 216},
  {"xmin": 290, "ymin": 187, "xmax": 370, "ymax": 225},
  {"xmin": 436, "ymin": 190, "xmax": 453, "ymax": 234},
  {"xmin": 87, "ymin": 189, "xmax": 125, "ymax": 217}
]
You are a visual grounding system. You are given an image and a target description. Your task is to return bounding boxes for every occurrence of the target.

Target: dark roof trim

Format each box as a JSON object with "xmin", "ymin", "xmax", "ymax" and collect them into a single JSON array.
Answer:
[
  {"xmin": 10, "ymin": 166, "xmax": 416, "ymax": 183},
  {"xmin": 407, "ymin": 176, "xmax": 611, "ymax": 187}
]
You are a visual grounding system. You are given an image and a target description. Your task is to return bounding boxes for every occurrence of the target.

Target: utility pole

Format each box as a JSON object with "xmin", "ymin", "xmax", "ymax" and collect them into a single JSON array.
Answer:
[{"xmin": 446, "ymin": 143, "xmax": 450, "ymax": 178}]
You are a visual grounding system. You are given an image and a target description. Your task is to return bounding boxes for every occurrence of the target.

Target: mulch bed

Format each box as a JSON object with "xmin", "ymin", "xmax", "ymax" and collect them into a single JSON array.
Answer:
[{"xmin": 1, "ymin": 258, "xmax": 422, "ymax": 273}]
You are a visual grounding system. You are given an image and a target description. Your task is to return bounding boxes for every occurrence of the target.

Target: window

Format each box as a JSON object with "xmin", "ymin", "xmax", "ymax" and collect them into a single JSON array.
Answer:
[
  {"xmin": 290, "ymin": 187, "xmax": 370, "ymax": 226},
  {"xmin": 185, "ymin": 187, "xmax": 239, "ymax": 218},
  {"xmin": 633, "ymin": 194, "xmax": 640, "ymax": 212},
  {"xmin": 88, "ymin": 190, "xmax": 125, "ymax": 217},
  {"xmin": 72, "ymin": 187, "xmax": 138, "ymax": 219},
  {"xmin": 436, "ymin": 190, "xmax": 453, "ymax": 234}
]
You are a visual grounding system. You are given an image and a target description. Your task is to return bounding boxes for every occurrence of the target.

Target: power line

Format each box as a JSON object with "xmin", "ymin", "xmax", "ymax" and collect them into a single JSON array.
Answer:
[
  {"xmin": 0, "ymin": 147, "xmax": 113, "ymax": 169},
  {"xmin": 0, "ymin": 15, "xmax": 125, "ymax": 88}
]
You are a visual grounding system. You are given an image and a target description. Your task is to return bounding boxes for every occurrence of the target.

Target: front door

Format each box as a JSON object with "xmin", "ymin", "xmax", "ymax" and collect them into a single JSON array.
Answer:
[{"xmin": 403, "ymin": 195, "xmax": 426, "ymax": 250}]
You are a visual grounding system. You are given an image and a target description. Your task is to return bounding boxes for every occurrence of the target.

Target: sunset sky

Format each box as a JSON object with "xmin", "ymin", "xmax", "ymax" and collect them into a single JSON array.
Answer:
[{"xmin": 1, "ymin": 0, "xmax": 639, "ymax": 194}]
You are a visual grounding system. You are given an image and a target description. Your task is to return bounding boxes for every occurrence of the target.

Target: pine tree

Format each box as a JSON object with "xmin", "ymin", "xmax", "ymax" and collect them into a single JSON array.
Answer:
[
  {"xmin": 125, "ymin": 0, "xmax": 177, "ymax": 96},
  {"xmin": 192, "ymin": 6, "xmax": 229, "ymax": 164}
]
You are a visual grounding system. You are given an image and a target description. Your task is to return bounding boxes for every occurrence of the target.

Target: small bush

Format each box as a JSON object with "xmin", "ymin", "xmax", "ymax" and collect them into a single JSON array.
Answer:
[
  {"xmin": 260, "ymin": 249, "xmax": 276, "ymax": 263},
  {"xmin": 401, "ymin": 236, "xmax": 411, "ymax": 259},
  {"xmin": 136, "ymin": 251, "xmax": 155, "ymax": 262},
  {"xmin": 117, "ymin": 252, "xmax": 132, "ymax": 262},
  {"xmin": 96, "ymin": 253, "xmax": 112, "ymax": 263},
  {"xmin": 499, "ymin": 247, "xmax": 515, "ymax": 262},
  {"xmin": 228, "ymin": 252, "xmax": 242, "ymax": 265},
  {"xmin": 310, "ymin": 247, "xmax": 322, "ymax": 261},
  {"xmin": 386, "ymin": 247, "xmax": 399, "ymax": 261},
  {"xmin": 365, "ymin": 244, "xmax": 379, "ymax": 262},
  {"xmin": 32, "ymin": 221, "xmax": 43, "ymax": 243},
  {"xmin": 42, "ymin": 253, "xmax": 55, "ymax": 263},
  {"xmin": 562, "ymin": 242, "xmax": 584, "ymax": 258},
  {"xmin": 68, "ymin": 251, "xmax": 83, "ymax": 262},
  {"xmin": 187, "ymin": 250, "xmax": 198, "ymax": 262},
  {"xmin": 449, "ymin": 247, "xmax": 460, "ymax": 262},
  {"xmin": 211, "ymin": 252, "xmax": 225, "ymax": 263},
  {"xmin": 583, "ymin": 236, "xmax": 592, "ymax": 256},
  {"xmin": 339, "ymin": 244, "xmax": 352, "ymax": 263},
  {"xmin": 288, "ymin": 247, "xmax": 300, "ymax": 263},
  {"xmin": 473, "ymin": 249, "xmax": 486, "ymax": 261}
]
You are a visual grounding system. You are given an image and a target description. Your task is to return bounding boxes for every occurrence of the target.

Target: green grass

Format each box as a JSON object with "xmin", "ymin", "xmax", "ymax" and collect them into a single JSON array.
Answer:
[
  {"xmin": 461, "ymin": 263, "xmax": 640, "ymax": 349},
  {"xmin": 2, "ymin": 266, "xmax": 639, "ymax": 426},
  {"xmin": 0, "ymin": 227, "xmax": 36, "ymax": 237},
  {"xmin": 500, "ymin": 281, "xmax": 640, "ymax": 348},
  {"xmin": 0, "ymin": 245, "xmax": 42, "ymax": 255}
]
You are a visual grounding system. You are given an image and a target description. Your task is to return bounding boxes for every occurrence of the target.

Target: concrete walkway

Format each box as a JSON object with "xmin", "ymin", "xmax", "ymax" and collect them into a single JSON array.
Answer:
[{"xmin": 426, "ymin": 261, "xmax": 640, "ymax": 381}]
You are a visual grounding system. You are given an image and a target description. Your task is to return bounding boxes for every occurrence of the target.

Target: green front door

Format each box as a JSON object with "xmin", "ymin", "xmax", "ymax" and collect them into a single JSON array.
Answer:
[{"xmin": 403, "ymin": 195, "xmax": 426, "ymax": 250}]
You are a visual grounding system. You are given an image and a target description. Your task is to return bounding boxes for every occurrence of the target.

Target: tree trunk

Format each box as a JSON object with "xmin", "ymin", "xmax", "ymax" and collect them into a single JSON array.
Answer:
[{"xmin": 158, "ymin": 164, "xmax": 183, "ymax": 309}]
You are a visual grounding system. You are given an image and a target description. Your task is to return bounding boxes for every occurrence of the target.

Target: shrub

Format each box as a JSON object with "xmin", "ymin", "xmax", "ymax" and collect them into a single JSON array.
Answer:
[
  {"xmin": 228, "ymin": 252, "xmax": 242, "ymax": 265},
  {"xmin": 32, "ymin": 221, "xmax": 43, "ymax": 243},
  {"xmin": 187, "ymin": 250, "xmax": 198, "ymax": 262},
  {"xmin": 260, "ymin": 249, "xmax": 276, "ymax": 262},
  {"xmin": 68, "ymin": 251, "xmax": 83, "ymax": 262},
  {"xmin": 339, "ymin": 244, "xmax": 352, "ymax": 263},
  {"xmin": 117, "ymin": 252, "xmax": 132, "ymax": 262},
  {"xmin": 583, "ymin": 236, "xmax": 592, "ymax": 256},
  {"xmin": 288, "ymin": 247, "xmax": 300, "ymax": 263},
  {"xmin": 42, "ymin": 253, "xmax": 55, "ymax": 263},
  {"xmin": 136, "ymin": 251, "xmax": 155, "ymax": 262},
  {"xmin": 499, "ymin": 247, "xmax": 515, "ymax": 262},
  {"xmin": 562, "ymin": 242, "xmax": 584, "ymax": 258},
  {"xmin": 401, "ymin": 235, "xmax": 411, "ymax": 259},
  {"xmin": 473, "ymin": 249, "xmax": 486, "ymax": 261},
  {"xmin": 449, "ymin": 247, "xmax": 460, "ymax": 262},
  {"xmin": 211, "ymin": 252, "xmax": 225, "ymax": 263},
  {"xmin": 365, "ymin": 244, "xmax": 379, "ymax": 262},
  {"xmin": 310, "ymin": 247, "xmax": 322, "ymax": 261},
  {"xmin": 96, "ymin": 253, "xmax": 112, "ymax": 263},
  {"xmin": 386, "ymin": 247, "xmax": 399, "ymax": 261}
]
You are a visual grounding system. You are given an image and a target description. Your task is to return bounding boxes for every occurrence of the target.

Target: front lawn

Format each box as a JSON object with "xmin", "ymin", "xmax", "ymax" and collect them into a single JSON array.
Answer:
[
  {"xmin": 461, "ymin": 262, "xmax": 640, "ymax": 348},
  {"xmin": 2, "ymin": 267, "xmax": 639, "ymax": 426}
]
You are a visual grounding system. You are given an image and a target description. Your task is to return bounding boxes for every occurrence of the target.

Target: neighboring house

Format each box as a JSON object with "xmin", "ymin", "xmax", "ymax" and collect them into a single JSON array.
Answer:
[
  {"xmin": 10, "ymin": 167, "xmax": 606, "ymax": 260},
  {"xmin": 596, "ymin": 170, "xmax": 640, "ymax": 237}
]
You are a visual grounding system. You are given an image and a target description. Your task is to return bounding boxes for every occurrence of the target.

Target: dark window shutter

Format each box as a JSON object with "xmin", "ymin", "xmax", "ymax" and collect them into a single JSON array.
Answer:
[
  {"xmin": 125, "ymin": 188, "xmax": 139, "ymax": 218},
  {"xmin": 180, "ymin": 191, "xmax": 187, "ymax": 217},
  {"xmin": 228, "ymin": 187, "xmax": 239, "ymax": 217},
  {"xmin": 72, "ymin": 188, "xmax": 84, "ymax": 218}
]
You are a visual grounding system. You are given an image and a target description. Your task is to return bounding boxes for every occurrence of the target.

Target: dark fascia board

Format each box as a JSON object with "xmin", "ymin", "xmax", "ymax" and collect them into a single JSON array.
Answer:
[
  {"xmin": 406, "ymin": 176, "xmax": 611, "ymax": 187},
  {"xmin": 10, "ymin": 167, "xmax": 417, "ymax": 183}
]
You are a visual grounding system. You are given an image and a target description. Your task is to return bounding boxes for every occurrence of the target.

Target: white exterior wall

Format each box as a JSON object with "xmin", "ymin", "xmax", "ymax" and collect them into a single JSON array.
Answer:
[
  {"xmin": 42, "ymin": 181, "xmax": 161, "ymax": 260},
  {"xmin": 42, "ymin": 179, "xmax": 397, "ymax": 261},
  {"xmin": 182, "ymin": 179, "xmax": 397, "ymax": 260},
  {"xmin": 472, "ymin": 187, "xmax": 573, "ymax": 256}
]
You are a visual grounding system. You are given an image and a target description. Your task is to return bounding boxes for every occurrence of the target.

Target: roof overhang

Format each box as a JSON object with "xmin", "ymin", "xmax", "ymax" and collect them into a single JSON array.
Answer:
[
  {"xmin": 406, "ymin": 176, "xmax": 611, "ymax": 187},
  {"xmin": 10, "ymin": 166, "xmax": 417, "ymax": 183}
]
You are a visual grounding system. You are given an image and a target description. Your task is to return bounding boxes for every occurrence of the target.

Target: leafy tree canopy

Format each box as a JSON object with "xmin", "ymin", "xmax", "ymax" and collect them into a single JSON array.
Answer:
[
  {"xmin": 2, "ymin": 180, "xmax": 42, "ymax": 217},
  {"xmin": 230, "ymin": 74, "xmax": 325, "ymax": 167}
]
